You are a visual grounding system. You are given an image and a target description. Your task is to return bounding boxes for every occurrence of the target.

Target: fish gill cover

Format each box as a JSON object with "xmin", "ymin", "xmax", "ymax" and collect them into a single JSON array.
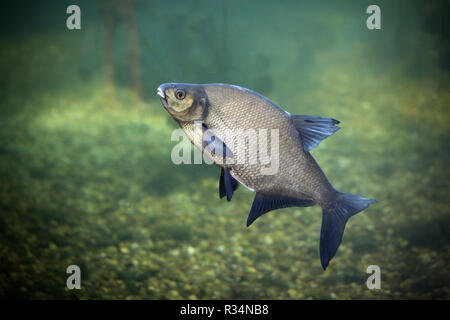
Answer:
[{"xmin": 0, "ymin": 0, "xmax": 448, "ymax": 299}]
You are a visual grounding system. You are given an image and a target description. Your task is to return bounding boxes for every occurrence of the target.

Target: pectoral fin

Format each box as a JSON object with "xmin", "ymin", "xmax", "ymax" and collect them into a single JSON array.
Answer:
[
  {"xmin": 247, "ymin": 193, "xmax": 315, "ymax": 227},
  {"xmin": 291, "ymin": 115, "xmax": 340, "ymax": 151},
  {"xmin": 219, "ymin": 167, "xmax": 239, "ymax": 201},
  {"xmin": 202, "ymin": 123, "xmax": 234, "ymax": 158}
]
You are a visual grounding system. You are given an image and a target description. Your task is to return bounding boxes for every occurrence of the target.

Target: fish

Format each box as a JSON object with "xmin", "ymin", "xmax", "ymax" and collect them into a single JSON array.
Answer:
[{"xmin": 157, "ymin": 82, "xmax": 375, "ymax": 270}]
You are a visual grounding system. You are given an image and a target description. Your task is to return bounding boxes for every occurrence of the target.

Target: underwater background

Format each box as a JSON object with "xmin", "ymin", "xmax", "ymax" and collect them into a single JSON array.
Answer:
[{"xmin": 0, "ymin": 0, "xmax": 449, "ymax": 299}]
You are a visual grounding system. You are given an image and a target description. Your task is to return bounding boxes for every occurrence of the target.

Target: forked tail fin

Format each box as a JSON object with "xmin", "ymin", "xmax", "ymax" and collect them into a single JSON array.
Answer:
[{"xmin": 320, "ymin": 192, "xmax": 375, "ymax": 270}]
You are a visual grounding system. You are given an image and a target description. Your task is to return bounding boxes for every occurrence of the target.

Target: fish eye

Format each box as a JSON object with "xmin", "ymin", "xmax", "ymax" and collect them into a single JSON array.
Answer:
[{"xmin": 175, "ymin": 89, "xmax": 186, "ymax": 100}]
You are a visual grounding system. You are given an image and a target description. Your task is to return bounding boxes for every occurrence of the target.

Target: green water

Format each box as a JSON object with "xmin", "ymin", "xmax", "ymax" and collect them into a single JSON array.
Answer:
[{"xmin": 0, "ymin": 0, "xmax": 449, "ymax": 299}]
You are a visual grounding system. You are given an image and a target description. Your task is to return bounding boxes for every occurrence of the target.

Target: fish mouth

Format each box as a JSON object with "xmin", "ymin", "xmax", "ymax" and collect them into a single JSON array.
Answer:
[
  {"xmin": 157, "ymin": 86, "xmax": 165, "ymax": 99},
  {"xmin": 157, "ymin": 86, "xmax": 168, "ymax": 109}
]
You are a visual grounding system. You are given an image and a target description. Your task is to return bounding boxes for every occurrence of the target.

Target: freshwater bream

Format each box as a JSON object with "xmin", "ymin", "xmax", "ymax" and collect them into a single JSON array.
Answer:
[{"xmin": 157, "ymin": 83, "xmax": 375, "ymax": 269}]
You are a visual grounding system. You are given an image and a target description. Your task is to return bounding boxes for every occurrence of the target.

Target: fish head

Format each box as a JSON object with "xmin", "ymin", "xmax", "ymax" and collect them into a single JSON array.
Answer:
[{"xmin": 157, "ymin": 83, "xmax": 208, "ymax": 121}]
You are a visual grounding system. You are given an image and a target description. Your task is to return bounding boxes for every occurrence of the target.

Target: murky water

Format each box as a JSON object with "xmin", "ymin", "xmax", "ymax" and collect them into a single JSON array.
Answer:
[{"xmin": 0, "ymin": 0, "xmax": 449, "ymax": 299}]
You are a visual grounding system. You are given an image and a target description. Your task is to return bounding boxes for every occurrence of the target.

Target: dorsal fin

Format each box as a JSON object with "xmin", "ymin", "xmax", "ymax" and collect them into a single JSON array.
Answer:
[
  {"xmin": 247, "ymin": 193, "xmax": 315, "ymax": 227},
  {"xmin": 219, "ymin": 167, "xmax": 239, "ymax": 201},
  {"xmin": 291, "ymin": 115, "xmax": 340, "ymax": 151}
]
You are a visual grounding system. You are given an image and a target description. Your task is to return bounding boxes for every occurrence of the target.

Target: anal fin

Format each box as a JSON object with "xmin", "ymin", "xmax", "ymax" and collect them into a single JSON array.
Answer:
[{"xmin": 247, "ymin": 193, "xmax": 315, "ymax": 227}]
